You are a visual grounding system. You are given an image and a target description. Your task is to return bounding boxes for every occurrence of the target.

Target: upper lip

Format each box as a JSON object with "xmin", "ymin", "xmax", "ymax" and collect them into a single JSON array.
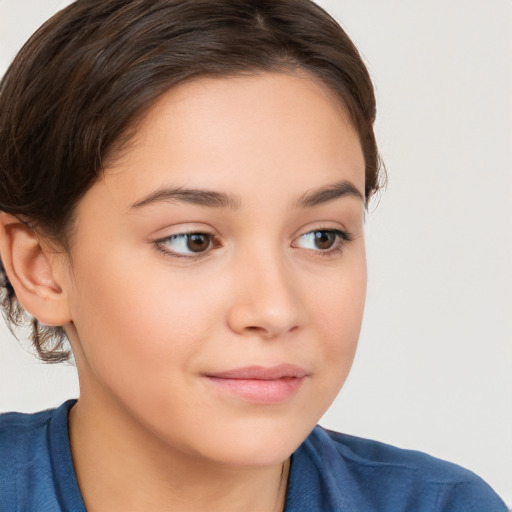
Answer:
[{"xmin": 205, "ymin": 364, "xmax": 308, "ymax": 380}]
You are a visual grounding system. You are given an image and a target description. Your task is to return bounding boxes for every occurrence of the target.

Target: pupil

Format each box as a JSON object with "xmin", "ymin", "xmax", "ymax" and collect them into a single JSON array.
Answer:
[
  {"xmin": 187, "ymin": 234, "xmax": 210, "ymax": 252},
  {"xmin": 314, "ymin": 231, "xmax": 334, "ymax": 250}
]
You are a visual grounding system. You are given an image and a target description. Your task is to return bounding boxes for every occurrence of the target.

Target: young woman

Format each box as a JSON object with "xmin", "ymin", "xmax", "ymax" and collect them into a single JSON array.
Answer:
[{"xmin": 0, "ymin": 1, "xmax": 507, "ymax": 510}]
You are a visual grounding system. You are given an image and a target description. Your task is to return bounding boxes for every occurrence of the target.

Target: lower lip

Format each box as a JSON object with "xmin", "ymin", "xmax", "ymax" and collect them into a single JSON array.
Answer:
[{"xmin": 205, "ymin": 376, "xmax": 306, "ymax": 404}]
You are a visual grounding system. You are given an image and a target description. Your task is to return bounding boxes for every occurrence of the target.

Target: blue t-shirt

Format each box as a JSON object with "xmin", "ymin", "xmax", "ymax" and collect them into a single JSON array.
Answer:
[{"xmin": 0, "ymin": 400, "xmax": 507, "ymax": 511}]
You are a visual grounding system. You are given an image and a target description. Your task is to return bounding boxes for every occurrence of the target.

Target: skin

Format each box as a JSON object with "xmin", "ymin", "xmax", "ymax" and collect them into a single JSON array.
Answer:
[{"xmin": 1, "ymin": 72, "xmax": 367, "ymax": 511}]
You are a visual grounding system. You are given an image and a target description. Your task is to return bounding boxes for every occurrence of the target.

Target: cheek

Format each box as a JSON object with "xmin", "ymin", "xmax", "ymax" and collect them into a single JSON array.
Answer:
[
  {"xmin": 315, "ymin": 245, "xmax": 366, "ymax": 335},
  {"xmin": 68, "ymin": 246, "xmax": 225, "ymax": 386},
  {"xmin": 309, "ymin": 249, "xmax": 367, "ymax": 387}
]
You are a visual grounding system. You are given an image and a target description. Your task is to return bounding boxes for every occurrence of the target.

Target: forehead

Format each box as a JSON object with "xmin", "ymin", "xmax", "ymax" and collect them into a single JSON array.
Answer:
[{"xmin": 89, "ymin": 72, "xmax": 365, "ymax": 212}]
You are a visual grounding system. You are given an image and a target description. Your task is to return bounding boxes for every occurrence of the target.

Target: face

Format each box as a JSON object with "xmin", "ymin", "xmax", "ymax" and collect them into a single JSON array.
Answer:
[{"xmin": 61, "ymin": 72, "xmax": 366, "ymax": 468}]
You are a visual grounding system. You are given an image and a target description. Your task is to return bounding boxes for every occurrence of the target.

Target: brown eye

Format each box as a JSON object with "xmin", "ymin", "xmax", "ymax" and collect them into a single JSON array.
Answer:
[
  {"xmin": 293, "ymin": 229, "xmax": 349, "ymax": 253},
  {"xmin": 312, "ymin": 231, "xmax": 336, "ymax": 250},
  {"xmin": 187, "ymin": 233, "xmax": 211, "ymax": 252},
  {"xmin": 157, "ymin": 232, "xmax": 215, "ymax": 258}
]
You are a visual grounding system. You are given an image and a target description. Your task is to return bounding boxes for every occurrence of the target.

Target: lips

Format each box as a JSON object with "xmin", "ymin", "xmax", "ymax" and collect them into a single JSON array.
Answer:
[
  {"xmin": 207, "ymin": 364, "xmax": 308, "ymax": 380},
  {"xmin": 204, "ymin": 364, "xmax": 308, "ymax": 404}
]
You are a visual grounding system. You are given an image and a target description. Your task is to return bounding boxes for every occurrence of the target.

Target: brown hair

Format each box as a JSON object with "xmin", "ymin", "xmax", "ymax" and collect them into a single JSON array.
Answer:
[{"xmin": 0, "ymin": 0, "xmax": 384, "ymax": 362}]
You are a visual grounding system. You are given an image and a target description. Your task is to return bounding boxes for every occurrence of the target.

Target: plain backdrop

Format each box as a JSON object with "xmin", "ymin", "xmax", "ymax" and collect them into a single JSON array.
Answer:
[{"xmin": 0, "ymin": 0, "xmax": 510, "ymax": 505}]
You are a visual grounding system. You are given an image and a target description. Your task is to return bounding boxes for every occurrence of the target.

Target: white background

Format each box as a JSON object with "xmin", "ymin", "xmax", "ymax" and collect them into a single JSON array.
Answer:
[{"xmin": 1, "ymin": 0, "xmax": 510, "ymax": 505}]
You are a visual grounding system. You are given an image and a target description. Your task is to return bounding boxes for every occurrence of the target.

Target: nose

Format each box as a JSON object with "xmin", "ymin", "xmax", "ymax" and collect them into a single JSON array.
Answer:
[{"xmin": 225, "ymin": 248, "xmax": 305, "ymax": 339}]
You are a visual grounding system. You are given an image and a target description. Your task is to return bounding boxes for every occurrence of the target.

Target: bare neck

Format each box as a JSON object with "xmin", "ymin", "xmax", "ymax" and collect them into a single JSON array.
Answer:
[{"xmin": 68, "ymin": 397, "xmax": 290, "ymax": 512}]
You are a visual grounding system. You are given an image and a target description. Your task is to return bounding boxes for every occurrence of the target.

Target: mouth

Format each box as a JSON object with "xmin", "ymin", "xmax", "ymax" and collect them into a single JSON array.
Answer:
[{"xmin": 204, "ymin": 364, "xmax": 309, "ymax": 404}]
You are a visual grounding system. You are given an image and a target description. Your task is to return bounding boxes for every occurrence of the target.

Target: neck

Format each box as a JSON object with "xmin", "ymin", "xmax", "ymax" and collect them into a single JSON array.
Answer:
[{"xmin": 68, "ymin": 394, "xmax": 290, "ymax": 512}]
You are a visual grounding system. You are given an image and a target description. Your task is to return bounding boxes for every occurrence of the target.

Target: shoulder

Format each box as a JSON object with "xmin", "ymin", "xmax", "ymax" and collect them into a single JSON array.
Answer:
[
  {"xmin": 321, "ymin": 427, "xmax": 479, "ymax": 481},
  {"xmin": 0, "ymin": 407, "xmax": 54, "ymax": 508},
  {"xmin": 289, "ymin": 425, "xmax": 508, "ymax": 512},
  {"xmin": 0, "ymin": 407, "xmax": 55, "ymax": 466},
  {"xmin": 0, "ymin": 400, "xmax": 79, "ymax": 511},
  {"xmin": 0, "ymin": 405, "xmax": 54, "ymax": 435}
]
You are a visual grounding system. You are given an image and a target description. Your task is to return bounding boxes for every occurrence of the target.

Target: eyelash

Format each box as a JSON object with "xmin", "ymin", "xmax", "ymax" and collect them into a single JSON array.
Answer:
[
  {"xmin": 153, "ymin": 232, "xmax": 219, "ymax": 261},
  {"xmin": 292, "ymin": 229, "xmax": 352, "ymax": 257},
  {"xmin": 153, "ymin": 228, "xmax": 352, "ymax": 261}
]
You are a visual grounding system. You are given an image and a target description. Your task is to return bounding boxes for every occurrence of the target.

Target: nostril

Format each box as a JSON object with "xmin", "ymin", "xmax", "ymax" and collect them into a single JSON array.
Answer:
[
  {"xmin": 226, "ymin": 293, "xmax": 303, "ymax": 338},
  {"xmin": 244, "ymin": 323, "xmax": 299, "ymax": 338},
  {"xmin": 246, "ymin": 325, "xmax": 264, "ymax": 333}
]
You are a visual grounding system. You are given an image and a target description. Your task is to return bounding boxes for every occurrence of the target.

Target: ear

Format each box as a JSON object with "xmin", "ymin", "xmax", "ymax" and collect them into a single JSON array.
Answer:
[{"xmin": 0, "ymin": 212, "xmax": 72, "ymax": 326}]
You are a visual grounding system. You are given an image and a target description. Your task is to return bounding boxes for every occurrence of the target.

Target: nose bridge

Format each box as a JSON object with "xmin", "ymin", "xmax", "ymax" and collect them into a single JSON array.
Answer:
[{"xmin": 226, "ymin": 238, "xmax": 303, "ymax": 338}]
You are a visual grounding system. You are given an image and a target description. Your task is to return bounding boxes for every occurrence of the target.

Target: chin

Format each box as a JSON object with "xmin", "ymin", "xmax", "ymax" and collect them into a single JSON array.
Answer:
[{"xmin": 185, "ymin": 414, "xmax": 318, "ymax": 468}]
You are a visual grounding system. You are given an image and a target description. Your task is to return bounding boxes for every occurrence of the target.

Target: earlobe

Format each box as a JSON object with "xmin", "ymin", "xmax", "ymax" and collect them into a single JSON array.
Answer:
[{"xmin": 0, "ymin": 212, "xmax": 72, "ymax": 326}]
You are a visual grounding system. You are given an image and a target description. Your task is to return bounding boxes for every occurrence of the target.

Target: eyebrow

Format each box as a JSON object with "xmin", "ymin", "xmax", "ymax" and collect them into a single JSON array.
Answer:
[
  {"xmin": 130, "ymin": 187, "xmax": 241, "ymax": 210},
  {"xmin": 129, "ymin": 179, "xmax": 363, "ymax": 211},
  {"xmin": 294, "ymin": 180, "xmax": 364, "ymax": 208}
]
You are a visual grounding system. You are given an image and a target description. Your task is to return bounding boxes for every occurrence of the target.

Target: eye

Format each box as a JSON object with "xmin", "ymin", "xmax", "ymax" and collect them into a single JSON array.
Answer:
[
  {"xmin": 293, "ymin": 229, "xmax": 350, "ymax": 253},
  {"xmin": 155, "ymin": 232, "xmax": 215, "ymax": 258}
]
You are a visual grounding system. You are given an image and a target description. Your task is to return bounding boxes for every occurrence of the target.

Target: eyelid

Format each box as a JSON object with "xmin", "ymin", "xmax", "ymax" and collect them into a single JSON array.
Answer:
[
  {"xmin": 152, "ymin": 225, "xmax": 353, "ymax": 261},
  {"xmin": 291, "ymin": 228, "xmax": 352, "ymax": 254},
  {"xmin": 153, "ymin": 230, "xmax": 220, "ymax": 260}
]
